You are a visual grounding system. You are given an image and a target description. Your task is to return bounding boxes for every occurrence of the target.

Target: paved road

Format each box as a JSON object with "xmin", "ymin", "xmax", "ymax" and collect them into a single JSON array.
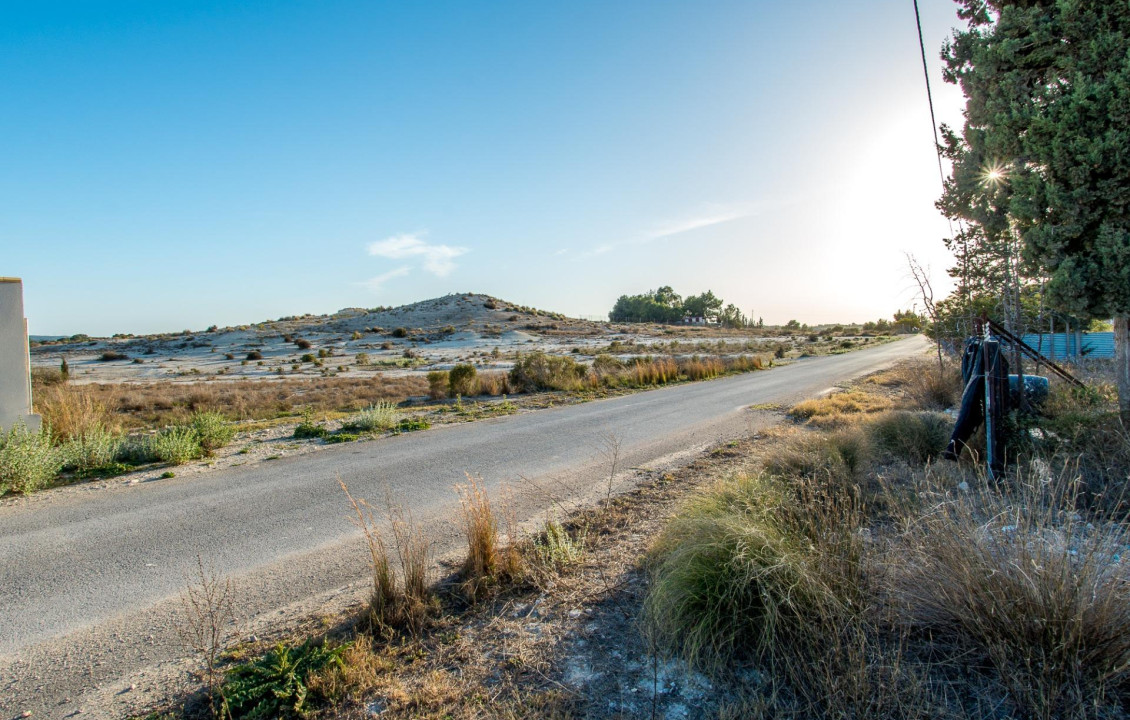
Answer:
[{"xmin": 0, "ymin": 337, "xmax": 927, "ymax": 717}]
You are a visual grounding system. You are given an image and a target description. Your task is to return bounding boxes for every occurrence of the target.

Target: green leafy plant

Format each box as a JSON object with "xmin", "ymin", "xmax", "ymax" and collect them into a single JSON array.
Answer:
[
  {"xmin": 60, "ymin": 424, "xmax": 121, "ymax": 472},
  {"xmin": 220, "ymin": 640, "xmax": 347, "ymax": 719},
  {"xmin": 293, "ymin": 409, "xmax": 328, "ymax": 439},
  {"xmin": 448, "ymin": 363, "xmax": 477, "ymax": 397},
  {"xmin": 397, "ymin": 417, "xmax": 430, "ymax": 432},
  {"xmin": 341, "ymin": 401, "xmax": 400, "ymax": 432},
  {"xmin": 0, "ymin": 423, "xmax": 64, "ymax": 494},
  {"xmin": 150, "ymin": 426, "xmax": 204, "ymax": 465},
  {"xmin": 190, "ymin": 411, "xmax": 235, "ymax": 453}
]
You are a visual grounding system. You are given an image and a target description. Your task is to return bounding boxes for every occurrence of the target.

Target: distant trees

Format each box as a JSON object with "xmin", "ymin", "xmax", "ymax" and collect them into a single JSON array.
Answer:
[{"xmin": 608, "ymin": 286, "xmax": 751, "ymax": 327}]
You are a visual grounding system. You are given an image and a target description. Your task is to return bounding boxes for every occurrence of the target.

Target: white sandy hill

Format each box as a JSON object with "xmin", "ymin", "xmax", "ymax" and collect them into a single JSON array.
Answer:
[{"xmin": 30, "ymin": 294, "xmax": 611, "ymax": 384}]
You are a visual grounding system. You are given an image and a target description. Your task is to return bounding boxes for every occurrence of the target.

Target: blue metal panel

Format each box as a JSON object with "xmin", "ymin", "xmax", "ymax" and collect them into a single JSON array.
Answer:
[{"xmin": 1020, "ymin": 332, "xmax": 1115, "ymax": 359}]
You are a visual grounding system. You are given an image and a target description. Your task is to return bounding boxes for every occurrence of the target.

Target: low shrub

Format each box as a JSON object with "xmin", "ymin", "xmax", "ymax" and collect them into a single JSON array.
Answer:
[
  {"xmin": 245, "ymin": 351, "xmax": 263, "ymax": 361},
  {"xmin": 150, "ymin": 426, "xmax": 204, "ymax": 465},
  {"xmin": 448, "ymin": 364, "xmax": 477, "ymax": 398},
  {"xmin": 295, "ymin": 338, "xmax": 312, "ymax": 349},
  {"xmin": 509, "ymin": 352, "xmax": 587, "ymax": 392},
  {"xmin": 390, "ymin": 327, "xmax": 408, "ymax": 338},
  {"xmin": 221, "ymin": 640, "xmax": 347, "ymax": 719},
  {"xmin": 115, "ymin": 434, "xmax": 162, "ymax": 465},
  {"xmin": 294, "ymin": 410, "xmax": 328, "ymax": 439},
  {"xmin": 532, "ymin": 519, "xmax": 586, "ymax": 570},
  {"xmin": 0, "ymin": 423, "xmax": 64, "ymax": 494},
  {"xmin": 190, "ymin": 411, "xmax": 235, "ymax": 453},
  {"xmin": 866, "ymin": 410, "xmax": 949, "ymax": 464},
  {"xmin": 890, "ymin": 474, "xmax": 1130, "ymax": 718},
  {"xmin": 397, "ymin": 417, "xmax": 430, "ymax": 432},
  {"xmin": 591, "ymin": 354, "xmax": 623, "ymax": 378},
  {"xmin": 644, "ymin": 472, "xmax": 864, "ymax": 673},
  {"xmin": 426, "ymin": 370, "xmax": 449, "ymax": 401},
  {"xmin": 342, "ymin": 401, "xmax": 400, "ymax": 432},
  {"xmin": 60, "ymin": 424, "xmax": 121, "ymax": 472},
  {"xmin": 98, "ymin": 351, "xmax": 129, "ymax": 361}
]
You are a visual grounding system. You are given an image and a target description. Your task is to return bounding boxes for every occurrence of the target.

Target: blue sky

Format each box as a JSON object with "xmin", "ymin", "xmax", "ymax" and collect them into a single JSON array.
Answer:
[{"xmin": 2, "ymin": 1, "xmax": 967, "ymax": 336}]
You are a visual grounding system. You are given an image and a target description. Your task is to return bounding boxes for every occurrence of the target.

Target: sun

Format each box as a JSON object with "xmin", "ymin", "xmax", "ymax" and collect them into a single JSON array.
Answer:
[{"xmin": 980, "ymin": 162, "xmax": 1009, "ymax": 187}]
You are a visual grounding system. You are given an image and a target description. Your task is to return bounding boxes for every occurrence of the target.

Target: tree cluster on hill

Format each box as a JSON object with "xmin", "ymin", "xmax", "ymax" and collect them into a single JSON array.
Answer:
[{"xmin": 609, "ymin": 286, "xmax": 757, "ymax": 328}]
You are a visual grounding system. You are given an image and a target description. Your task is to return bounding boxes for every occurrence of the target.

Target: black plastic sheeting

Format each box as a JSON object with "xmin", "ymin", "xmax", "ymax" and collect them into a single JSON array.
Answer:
[{"xmin": 944, "ymin": 337, "xmax": 1009, "ymax": 478}]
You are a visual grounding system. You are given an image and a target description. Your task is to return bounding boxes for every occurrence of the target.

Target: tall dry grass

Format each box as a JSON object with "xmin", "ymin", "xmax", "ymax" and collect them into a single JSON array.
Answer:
[
  {"xmin": 33, "ymin": 374, "xmax": 428, "ymax": 430},
  {"xmin": 34, "ymin": 383, "xmax": 116, "ymax": 441},
  {"xmin": 890, "ymin": 471, "xmax": 1130, "ymax": 719},
  {"xmin": 340, "ymin": 480, "xmax": 433, "ymax": 634},
  {"xmin": 646, "ymin": 358, "xmax": 1130, "ymax": 717},
  {"xmin": 456, "ymin": 473, "xmax": 499, "ymax": 598}
]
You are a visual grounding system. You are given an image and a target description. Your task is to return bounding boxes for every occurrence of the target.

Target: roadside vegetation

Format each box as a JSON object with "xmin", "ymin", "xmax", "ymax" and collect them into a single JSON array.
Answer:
[
  {"xmin": 643, "ymin": 359, "xmax": 1130, "ymax": 718},
  {"xmin": 0, "ymin": 383, "xmax": 241, "ymax": 494},
  {"xmin": 132, "ymin": 354, "xmax": 1130, "ymax": 720}
]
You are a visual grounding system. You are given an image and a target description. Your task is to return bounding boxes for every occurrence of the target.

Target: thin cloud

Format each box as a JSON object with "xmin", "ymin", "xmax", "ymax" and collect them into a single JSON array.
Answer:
[
  {"xmin": 646, "ymin": 207, "xmax": 752, "ymax": 241},
  {"xmin": 367, "ymin": 233, "xmax": 469, "ymax": 276},
  {"xmin": 574, "ymin": 203, "xmax": 756, "ymax": 260},
  {"xmin": 363, "ymin": 266, "xmax": 411, "ymax": 292}
]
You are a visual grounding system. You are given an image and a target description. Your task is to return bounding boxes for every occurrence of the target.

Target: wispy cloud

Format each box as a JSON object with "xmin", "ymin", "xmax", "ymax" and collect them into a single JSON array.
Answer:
[
  {"xmin": 574, "ymin": 203, "xmax": 756, "ymax": 260},
  {"xmin": 363, "ymin": 266, "xmax": 411, "ymax": 292},
  {"xmin": 367, "ymin": 233, "xmax": 469, "ymax": 276},
  {"xmin": 646, "ymin": 207, "xmax": 752, "ymax": 241}
]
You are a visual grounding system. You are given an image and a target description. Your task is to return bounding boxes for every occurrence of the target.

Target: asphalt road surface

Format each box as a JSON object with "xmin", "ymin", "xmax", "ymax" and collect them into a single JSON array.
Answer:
[{"xmin": 0, "ymin": 336, "xmax": 928, "ymax": 717}]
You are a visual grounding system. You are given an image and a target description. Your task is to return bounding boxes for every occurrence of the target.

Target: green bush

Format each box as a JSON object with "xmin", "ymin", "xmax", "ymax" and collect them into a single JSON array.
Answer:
[
  {"xmin": 293, "ymin": 409, "xmax": 328, "ymax": 439},
  {"xmin": 341, "ymin": 401, "xmax": 400, "ymax": 432},
  {"xmin": 61, "ymin": 425, "xmax": 121, "ymax": 472},
  {"xmin": 221, "ymin": 640, "xmax": 347, "ymax": 719},
  {"xmin": 115, "ymin": 435, "xmax": 162, "ymax": 465},
  {"xmin": 150, "ymin": 426, "xmax": 204, "ymax": 465},
  {"xmin": 867, "ymin": 411, "xmax": 950, "ymax": 464},
  {"xmin": 508, "ymin": 352, "xmax": 587, "ymax": 392},
  {"xmin": 448, "ymin": 363, "xmax": 477, "ymax": 397},
  {"xmin": 397, "ymin": 417, "xmax": 430, "ymax": 432},
  {"xmin": 643, "ymin": 473, "xmax": 862, "ymax": 672},
  {"xmin": 190, "ymin": 411, "xmax": 235, "ymax": 453},
  {"xmin": 426, "ymin": 370, "xmax": 449, "ymax": 400},
  {"xmin": 0, "ymin": 423, "xmax": 64, "ymax": 494},
  {"xmin": 391, "ymin": 327, "xmax": 408, "ymax": 338}
]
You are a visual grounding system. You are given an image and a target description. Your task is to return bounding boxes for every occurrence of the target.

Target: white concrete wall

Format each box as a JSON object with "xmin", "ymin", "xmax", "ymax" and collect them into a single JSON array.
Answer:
[{"xmin": 0, "ymin": 278, "xmax": 41, "ymax": 433}]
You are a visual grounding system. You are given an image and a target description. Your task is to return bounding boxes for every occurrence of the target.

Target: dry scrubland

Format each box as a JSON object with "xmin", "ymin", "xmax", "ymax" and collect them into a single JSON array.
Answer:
[
  {"xmin": 133, "ymin": 355, "xmax": 1130, "ymax": 720},
  {"xmin": 3, "ymin": 294, "xmax": 895, "ymax": 496}
]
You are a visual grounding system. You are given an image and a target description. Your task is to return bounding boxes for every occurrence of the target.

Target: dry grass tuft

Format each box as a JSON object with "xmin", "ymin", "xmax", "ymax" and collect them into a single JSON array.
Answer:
[
  {"xmin": 340, "ymin": 480, "xmax": 433, "ymax": 635},
  {"xmin": 456, "ymin": 473, "xmax": 501, "ymax": 599},
  {"xmin": 788, "ymin": 389, "xmax": 892, "ymax": 423},
  {"xmin": 890, "ymin": 471, "xmax": 1130, "ymax": 719},
  {"xmin": 35, "ymin": 383, "xmax": 116, "ymax": 441}
]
